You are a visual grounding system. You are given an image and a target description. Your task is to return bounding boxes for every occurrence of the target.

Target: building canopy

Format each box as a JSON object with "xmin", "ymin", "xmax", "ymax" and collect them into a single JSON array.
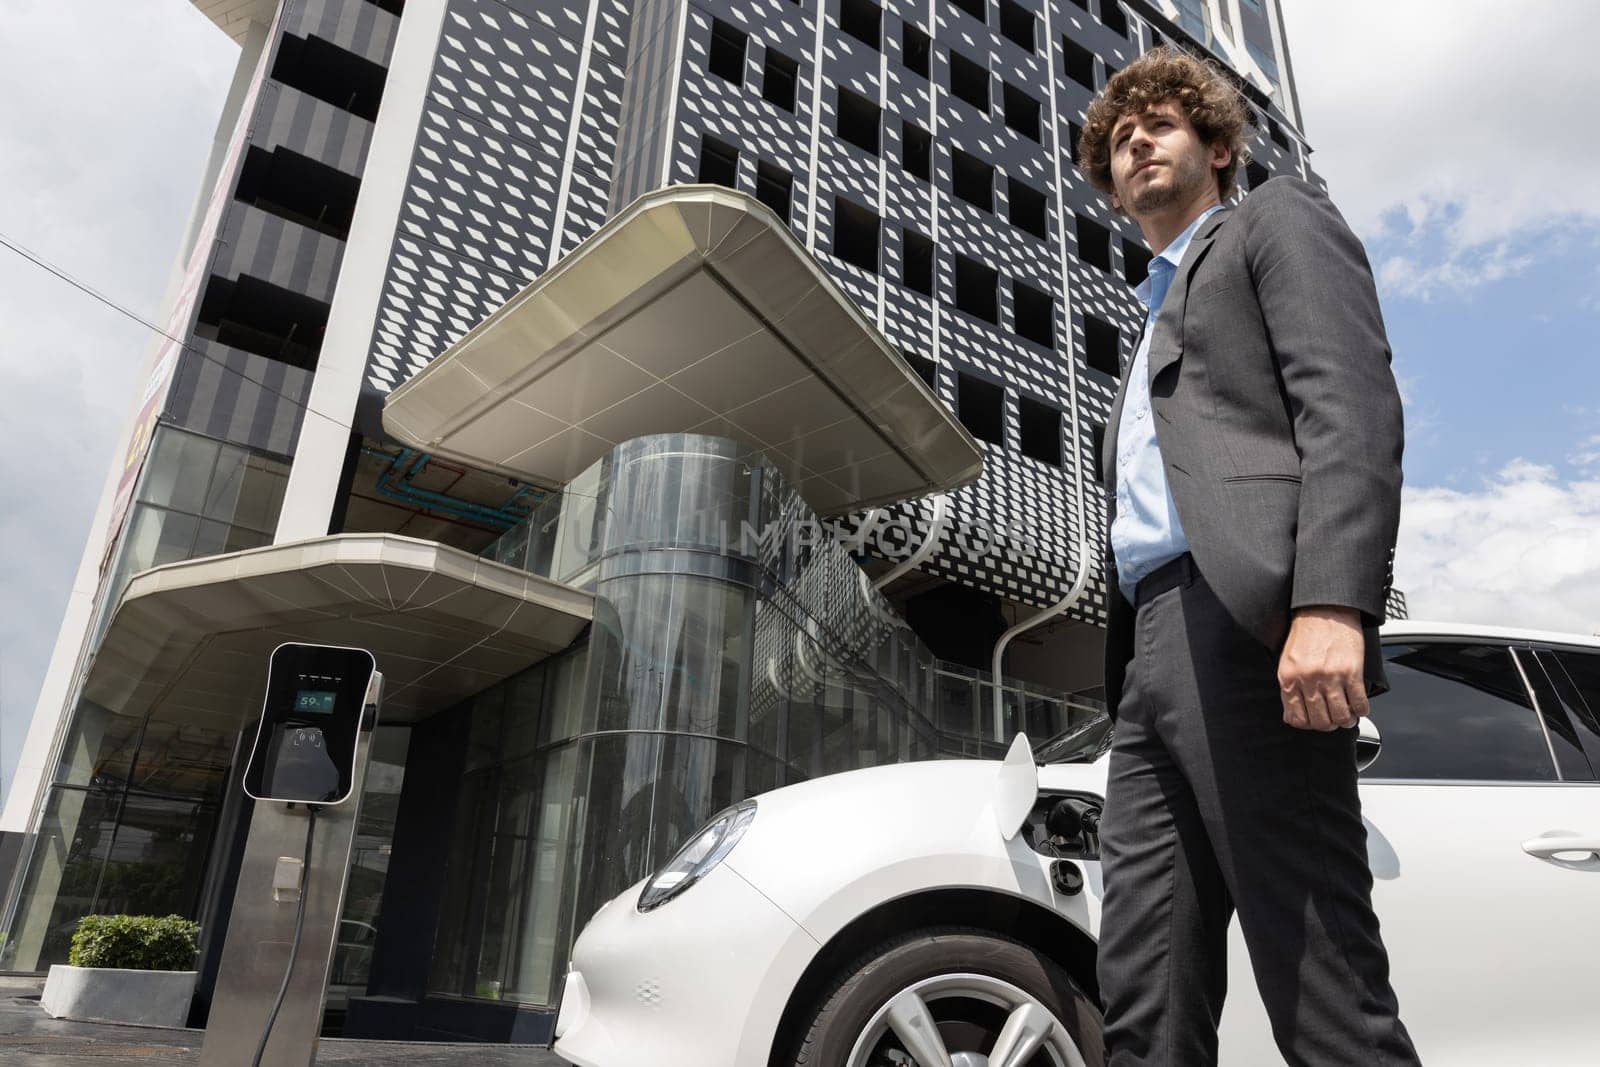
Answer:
[
  {"xmin": 83, "ymin": 533, "xmax": 592, "ymax": 730},
  {"xmin": 383, "ymin": 186, "xmax": 984, "ymax": 516}
]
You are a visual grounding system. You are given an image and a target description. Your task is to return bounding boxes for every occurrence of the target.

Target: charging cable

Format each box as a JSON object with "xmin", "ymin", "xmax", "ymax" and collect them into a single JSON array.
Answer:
[{"xmin": 253, "ymin": 806, "xmax": 318, "ymax": 1067}]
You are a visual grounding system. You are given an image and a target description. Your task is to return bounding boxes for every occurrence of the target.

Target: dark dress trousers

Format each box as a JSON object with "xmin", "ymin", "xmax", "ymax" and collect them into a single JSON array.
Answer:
[{"xmin": 1094, "ymin": 178, "xmax": 1421, "ymax": 1065}]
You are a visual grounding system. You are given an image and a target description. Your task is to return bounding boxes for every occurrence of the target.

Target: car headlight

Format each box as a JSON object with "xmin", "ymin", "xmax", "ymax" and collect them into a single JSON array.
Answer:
[{"xmin": 637, "ymin": 800, "xmax": 757, "ymax": 912}]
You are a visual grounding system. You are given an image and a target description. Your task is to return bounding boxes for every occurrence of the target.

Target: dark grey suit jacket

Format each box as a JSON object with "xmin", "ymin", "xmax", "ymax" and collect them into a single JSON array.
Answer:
[{"xmin": 1100, "ymin": 178, "xmax": 1403, "ymax": 717}]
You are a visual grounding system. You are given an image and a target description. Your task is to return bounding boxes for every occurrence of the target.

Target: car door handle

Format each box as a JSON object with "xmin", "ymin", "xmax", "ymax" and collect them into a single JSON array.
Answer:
[{"xmin": 1521, "ymin": 834, "xmax": 1600, "ymax": 861}]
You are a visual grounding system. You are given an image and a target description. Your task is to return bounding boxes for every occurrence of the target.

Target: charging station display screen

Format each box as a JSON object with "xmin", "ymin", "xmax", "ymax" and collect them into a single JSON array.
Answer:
[
  {"xmin": 293, "ymin": 690, "xmax": 338, "ymax": 714},
  {"xmin": 243, "ymin": 644, "xmax": 376, "ymax": 805}
]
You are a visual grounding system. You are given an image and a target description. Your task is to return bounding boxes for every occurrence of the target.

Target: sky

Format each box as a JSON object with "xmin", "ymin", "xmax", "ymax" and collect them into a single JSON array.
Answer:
[{"xmin": 0, "ymin": 1, "xmax": 1596, "ymax": 798}]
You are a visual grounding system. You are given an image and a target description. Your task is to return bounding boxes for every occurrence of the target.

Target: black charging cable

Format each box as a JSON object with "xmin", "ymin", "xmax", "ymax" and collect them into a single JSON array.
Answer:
[{"xmin": 253, "ymin": 806, "xmax": 318, "ymax": 1067}]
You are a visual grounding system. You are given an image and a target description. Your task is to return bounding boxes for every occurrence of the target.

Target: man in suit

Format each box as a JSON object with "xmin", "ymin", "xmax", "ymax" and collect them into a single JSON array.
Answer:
[{"xmin": 1074, "ymin": 48, "xmax": 1420, "ymax": 1064}]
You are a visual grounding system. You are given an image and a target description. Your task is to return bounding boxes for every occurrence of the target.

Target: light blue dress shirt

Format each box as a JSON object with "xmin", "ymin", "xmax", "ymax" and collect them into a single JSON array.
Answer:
[{"xmin": 1110, "ymin": 205, "xmax": 1223, "ymax": 605}]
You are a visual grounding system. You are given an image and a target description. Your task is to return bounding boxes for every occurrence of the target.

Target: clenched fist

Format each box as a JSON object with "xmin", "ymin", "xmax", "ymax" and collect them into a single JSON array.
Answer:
[{"xmin": 1278, "ymin": 606, "xmax": 1369, "ymax": 731}]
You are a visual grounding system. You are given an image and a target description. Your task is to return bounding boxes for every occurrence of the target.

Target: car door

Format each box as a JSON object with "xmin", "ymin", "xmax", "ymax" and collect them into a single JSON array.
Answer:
[{"xmin": 1219, "ymin": 640, "xmax": 1600, "ymax": 1065}]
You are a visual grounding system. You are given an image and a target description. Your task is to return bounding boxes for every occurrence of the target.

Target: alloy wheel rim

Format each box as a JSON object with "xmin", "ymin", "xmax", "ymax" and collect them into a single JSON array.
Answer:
[{"xmin": 845, "ymin": 971, "xmax": 1087, "ymax": 1067}]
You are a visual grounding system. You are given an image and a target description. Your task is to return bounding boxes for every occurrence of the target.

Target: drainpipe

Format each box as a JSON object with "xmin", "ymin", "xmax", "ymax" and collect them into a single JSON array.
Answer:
[
  {"xmin": 990, "ymin": 0, "xmax": 1099, "ymax": 743},
  {"xmin": 873, "ymin": 493, "xmax": 950, "ymax": 590}
]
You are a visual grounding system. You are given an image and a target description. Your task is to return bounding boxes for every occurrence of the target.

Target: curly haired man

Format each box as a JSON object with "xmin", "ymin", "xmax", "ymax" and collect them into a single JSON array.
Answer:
[{"xmin": 1076, "ymin": 46, "xmax": 1420, "ymax": 1065}]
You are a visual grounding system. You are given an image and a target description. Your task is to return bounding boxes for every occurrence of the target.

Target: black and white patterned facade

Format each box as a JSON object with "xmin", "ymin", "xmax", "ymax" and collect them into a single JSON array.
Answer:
[{"xmin": 359, "ymin": 0, "xmax": 1319, "ymax": 628}]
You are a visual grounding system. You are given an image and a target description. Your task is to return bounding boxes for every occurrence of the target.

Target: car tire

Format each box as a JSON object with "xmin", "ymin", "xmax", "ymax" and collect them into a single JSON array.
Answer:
[{"xmin": 790, "ymin": 926, "xmax": 1104, "ymax": 1066}]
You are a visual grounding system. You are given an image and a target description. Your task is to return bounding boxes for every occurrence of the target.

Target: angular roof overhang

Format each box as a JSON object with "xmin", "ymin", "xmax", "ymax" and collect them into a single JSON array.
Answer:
[
  {"xmin": 191, "ymin": 0, "xmax": 278, "ymax": 44},
  {"xmin": 382, "ymin": 186, "xmax": 984, "ymax": 516},
  {"xmin": 84, "ymin": 534, "xmax": 592, "ymax": 730}
]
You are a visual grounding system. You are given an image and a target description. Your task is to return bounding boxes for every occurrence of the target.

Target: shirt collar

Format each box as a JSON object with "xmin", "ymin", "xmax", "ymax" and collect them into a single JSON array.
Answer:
[{"xmin": 1133, "ymin": 204, "xmax": 1225, "ymax": 308}]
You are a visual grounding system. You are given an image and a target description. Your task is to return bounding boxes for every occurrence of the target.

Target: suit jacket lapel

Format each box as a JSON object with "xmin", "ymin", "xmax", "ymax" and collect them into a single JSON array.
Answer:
[
  {"xmin": 1147, "ymin": 207, "xmax": 1231, "ymax": 382},
  {"xmin": 1100, "ymin": 208, "xmax": 1232, "ymax": 492}
]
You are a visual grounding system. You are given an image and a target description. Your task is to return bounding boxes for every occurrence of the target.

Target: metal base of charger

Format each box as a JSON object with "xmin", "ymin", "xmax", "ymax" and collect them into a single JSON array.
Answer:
[{"xmin": 200, "ymin": 676, "xmax": 381, "ymax": 1066}]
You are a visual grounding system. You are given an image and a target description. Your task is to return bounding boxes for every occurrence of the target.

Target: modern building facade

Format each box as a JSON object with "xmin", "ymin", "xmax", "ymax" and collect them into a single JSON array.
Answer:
[{"xmin": 2, "ymin": 0, "xmax": 1399, "ymax": 1044}]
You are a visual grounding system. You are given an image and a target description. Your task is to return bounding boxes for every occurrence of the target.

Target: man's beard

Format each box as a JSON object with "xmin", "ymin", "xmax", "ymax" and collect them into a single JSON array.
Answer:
[{"xmin": 1128, "ymin": 150, "xmax": 1209, "ymax": 213}]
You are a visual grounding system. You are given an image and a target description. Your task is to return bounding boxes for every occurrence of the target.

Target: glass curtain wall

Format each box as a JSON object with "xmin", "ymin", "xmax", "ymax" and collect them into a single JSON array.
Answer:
[
  {"xmin": 1, "ymin": 425, "xmax": 288, "ymax": 971},
  {"xmin": 328, "ymin": 726, "xmax": 412, "ymax": 1004},
  {"xmin": 441, "ymin": 434, "xmax": 1098, "ymax": 1010}
]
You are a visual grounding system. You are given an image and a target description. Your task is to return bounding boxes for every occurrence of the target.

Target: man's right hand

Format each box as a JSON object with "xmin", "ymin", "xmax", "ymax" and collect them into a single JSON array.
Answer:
[{"xmin": 1278, "ymin": 606, "xmax": 1369, "ymax": 731}]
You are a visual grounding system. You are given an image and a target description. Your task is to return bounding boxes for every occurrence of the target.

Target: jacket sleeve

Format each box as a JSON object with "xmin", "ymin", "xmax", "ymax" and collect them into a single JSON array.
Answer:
[{"xmin": 1243, "ymin": 178, "xmax": 1403, "ymax": 624}]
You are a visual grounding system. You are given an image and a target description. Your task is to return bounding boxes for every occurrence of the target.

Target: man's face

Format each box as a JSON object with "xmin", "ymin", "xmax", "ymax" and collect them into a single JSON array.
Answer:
[{"xmin": 1108, "ymin": 100, "xmax": 1227, "ymax": 216}]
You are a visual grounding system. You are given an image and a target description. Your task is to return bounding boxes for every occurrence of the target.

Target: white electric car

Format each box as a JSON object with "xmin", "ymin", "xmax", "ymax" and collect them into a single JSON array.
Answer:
[{"xmin": 552, "ymin": 623, "xmax": 1600, "ymax": 1066}]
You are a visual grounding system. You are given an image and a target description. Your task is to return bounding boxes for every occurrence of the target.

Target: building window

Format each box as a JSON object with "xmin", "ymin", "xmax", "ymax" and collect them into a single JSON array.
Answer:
[
  {"xmin": 698, "ymin": 135, "xmax": 739, "ymax": 187},
  {"xmin": 763, "ymin": 48, "xmax": 799, "ymax": 111},
  {"xmin": 1100, "ymin": 0, "xmax": 1129, "ymax": 37},
  {"xmin": 952, "ymin": 0, "xmax": 986, "ymax": 24},
  {"xmin": 1246, "ymin": 40, "xmax": 1281, "ymax": 95},
  {"xmin": 999, "ymin": 0, "xmax": 1035, "ymax": 50},
  {"xmin": 949, "ymin": 50, "xmax": 989, "ymax": 114},
  {"xmin": 840, "ymin": 0, "xmax": 882, "ymax": 50},
  {"xmin": 1002, "ymin": 82, "xmax": 1042, "ymax": 141},
  {"xmin": 195, "ymin": 274, "xmax": 330, "ymax": 369},
  {"xmin": 903, "ymin": 22, "xmax": 931, "ymax": 78},
  {"xmin": 1018, "ymin": 396, "xmax": 1062, "ymax": 465},
  {"xmin": 1082, "ymin": 314, "xmax": 1121, "ymax": 377},
  {"xmin": 837, "ymin": 87, "xmax": 880, "ymax": 155},
  {"xmin": 952, "ymin": 149, "xmax": 994, "ymax": 212},
  {"xmin": 1090, "ymin": 418, "xmax": 1107, "ymax": 474},
  {"xmin": 1173, "ymin": 0, "xmax": 1210, "ymax": 44},
  {"xmin": 1122, "ymin": 237, "xmax": 1151, "ymax": 285},
  {"xmin": 708, "ymin": 18, "xmax": 747, "ymax": 85},
  {"xmin": 1012, "ymin": 280, "xmax": 1054, "ymax": 348},
  {"xmin": 271, "ymin": 34, "xmax": 388, "ymax": 121},
  {"xmin": 953, "ymin": 254, "xmax": 999, "ymax": 323},
  {"xmin": 756, "ymin": 161, "xmax": 794, "ymax": 222},
  {"xmin": 1008, "ymin": 177, "xmax": 1047, "ymax": 239},
  {"xmin": 1068, "ymin": 121, "xmax": 1083, "ymax": 162},
  {"xmin": 1075, "ymin": 214, "xmax": 1113, "ymax": 272},
  {"xmin": 1268, "ymin": 115, "xmax": 1292, "ymax": 152},
  {"xmin": 1066, "ymin": 0, "xmax": 1088, "ymax": 9},
  {"xmin": 833, "ymin": 196, "xmax": 880, "ymax": 273},
  {"xmin": 1246, "ymin": 160, "xmax": 1270, "ymax": 189},
  {"xmin": 903, "ymin": 229, "xmax": 935, "ymax": 296},
  {"xmin": 235, "ymin": 145, "xmax": 361, "ymax": 240},
  {"xmin": 902, "ymin": 120, "xmax": 932, "ymax": 180},
  {"xmin": 1062, "ymin": 36, "xmax": 1095, "ymax": 90},
  {"xmin": 958, "ymin": 372, "xmax": 1005, "ymax": 445},
  {"xmin": 902, "ymin": 350, "xmax": 939, "ymax": 389}
]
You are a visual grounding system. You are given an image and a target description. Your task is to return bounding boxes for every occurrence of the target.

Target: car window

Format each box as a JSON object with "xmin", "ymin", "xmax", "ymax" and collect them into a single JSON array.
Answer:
[
  {"xmin": 1540, "ymin": 649, "xmax": 1600, "ymax": 759},
  {"xmin": 1545, "ymin": 650, "xmax": 1600, "ymax": 732},
  {"xmin": 1366, "ymin": 643, "xmax": 1556, "ymax": 781},
  {"xmin": 1515, "ymin": 650, "xmax": 1593, "ymax": 780}
]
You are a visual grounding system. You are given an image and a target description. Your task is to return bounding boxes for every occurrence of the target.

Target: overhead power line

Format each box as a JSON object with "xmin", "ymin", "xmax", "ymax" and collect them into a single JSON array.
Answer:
[{"xmin": 0, "ymin": 229, "xmax": 352, "ymax": 434}]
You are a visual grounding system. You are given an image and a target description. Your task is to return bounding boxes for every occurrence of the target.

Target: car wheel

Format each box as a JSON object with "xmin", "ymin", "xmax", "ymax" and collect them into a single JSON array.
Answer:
[{"xmin": 790, "ymin": 926, "xmax": 1103, "ymax": 1067}]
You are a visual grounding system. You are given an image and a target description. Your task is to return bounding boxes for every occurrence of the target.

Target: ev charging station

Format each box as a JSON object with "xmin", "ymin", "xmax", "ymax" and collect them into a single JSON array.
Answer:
[{"xmin": 201, "ymin": 643, "xmax": 381, "ymax": 1067}]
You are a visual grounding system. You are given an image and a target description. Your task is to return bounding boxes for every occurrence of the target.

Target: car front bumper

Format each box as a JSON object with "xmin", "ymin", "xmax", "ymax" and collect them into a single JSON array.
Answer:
[{"xmin": 553, "ymin": 863, "xmax": 820, "ymax": 1067}]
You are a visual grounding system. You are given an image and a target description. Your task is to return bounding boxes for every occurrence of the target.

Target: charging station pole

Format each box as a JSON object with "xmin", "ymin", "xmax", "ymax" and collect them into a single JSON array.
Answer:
[{"xmin": 201, "ymin": 644, "xmax": 382, "ymax": 1067}]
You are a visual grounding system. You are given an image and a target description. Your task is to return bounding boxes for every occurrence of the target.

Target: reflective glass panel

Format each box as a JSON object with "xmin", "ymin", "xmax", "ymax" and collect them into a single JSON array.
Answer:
[{"xmin": 1367, "ymin": 644, "xmax": 1555, "ymax": 781}]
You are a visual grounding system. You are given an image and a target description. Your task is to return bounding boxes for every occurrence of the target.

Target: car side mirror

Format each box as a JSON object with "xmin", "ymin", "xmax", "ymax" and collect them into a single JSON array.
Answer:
[{"xmin": 1355, "ymin": 716, "xmax": 1382, "ymax": 773}]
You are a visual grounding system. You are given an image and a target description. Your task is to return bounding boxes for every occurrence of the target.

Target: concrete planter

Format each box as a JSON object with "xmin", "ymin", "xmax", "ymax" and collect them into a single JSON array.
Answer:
[{"xmin": 41, "ymin": 964, "xmax": 197, "ymax": 1028}]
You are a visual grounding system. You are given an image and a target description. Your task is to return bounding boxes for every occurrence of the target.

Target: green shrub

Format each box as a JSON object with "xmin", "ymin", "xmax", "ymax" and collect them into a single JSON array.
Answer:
[{"xmin": 68, "ymin": 915, "xmax": 199, "ymax": 971}]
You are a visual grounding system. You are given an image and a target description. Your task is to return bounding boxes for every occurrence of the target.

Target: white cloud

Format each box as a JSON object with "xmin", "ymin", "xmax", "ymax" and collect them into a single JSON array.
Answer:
[
  {"xmin": 1375, "ymin": 241, "xmax": 1534, "ymax": 302},
  {"xmin": 0, "ymin": 2, "xmax": 234, "ymax": 794},
  {"xmin": 1280, "ymin": 0, "xmax": 1600, "ymax": 280},
  {"xmin": 1397, "ymin": 461, "xmax": 1600, "ymax": 637},
  {"xmin": 1570, "ymin": 434, "xmax": 1600, "ymax": 469}
]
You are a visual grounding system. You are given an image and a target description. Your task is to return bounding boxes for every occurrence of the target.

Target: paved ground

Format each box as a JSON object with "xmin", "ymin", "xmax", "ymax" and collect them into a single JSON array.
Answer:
[{"xmin": 0, "ymin": 978, "xmax": 569, "ymax": 1066}]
